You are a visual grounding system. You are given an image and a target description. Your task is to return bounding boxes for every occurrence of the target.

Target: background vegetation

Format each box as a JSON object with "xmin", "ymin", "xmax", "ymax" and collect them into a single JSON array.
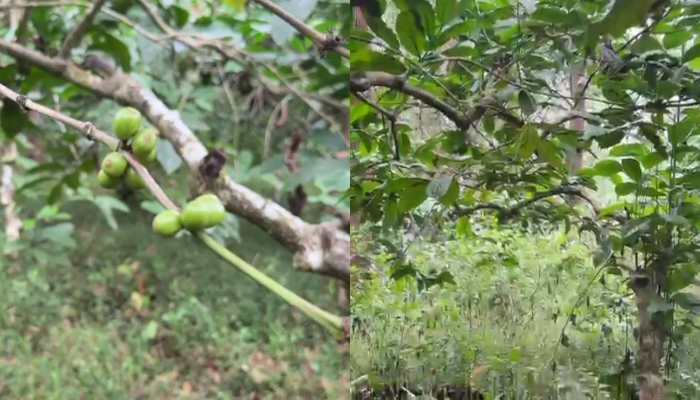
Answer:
[
  {"xmin": 0, "ymin": 0, "xmax": 350, "ymax": 399},
  {"xmin": 350, "ymin": 0, "xmax": 700, "ymax": 398}
]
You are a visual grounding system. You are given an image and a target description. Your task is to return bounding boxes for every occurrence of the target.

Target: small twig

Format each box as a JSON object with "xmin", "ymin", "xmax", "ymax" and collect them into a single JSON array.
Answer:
[
  {"xmin": 284, "ymin": 131, "xmax": 307, "ymax": 216},
  {"xmin": 352, "ymin": 91, "xmax": 401, "ymax": 159},
  {"xmin": 250, "ymin": 0, "xmax": 349, "ymax": 59},
  {"xmin": 353, "ymin": 91, "xmax": 396, "ymax": 121},
  {"xmin": 58, "ymin": 0, "xmax": 107, "ymax": 58},
  {"xmin": 215, "ymin": 62, "xmax": 241, "ymax": 154},
  {"xmin": 263, "ymin": 94, "xmax": 292, "ymax": 160},
  {"xmin": 176, "ymin": 62, "xmax": 203, "ymax": 111}
]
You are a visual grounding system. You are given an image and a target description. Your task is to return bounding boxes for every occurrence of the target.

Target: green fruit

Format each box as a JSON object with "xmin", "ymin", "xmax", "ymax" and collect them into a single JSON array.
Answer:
[
  {"xmin": 135, "ymin": 149, "xmax": 156, "ymax": 164},
  {"xmin": 152, "ymin": 210, "xmax": 182, "ymax": 237},
  {"xmin": 194, "ymin": 193, "xmax": 226, "ymax": 227},
  {"xmin": 101, "ymin": 152, "xmax": 128, "ymax": 177},
  {"xmin": 97, "ymin": 169, "xmax": 120, "ymax": 189},
  {"xmin": 113, "ymin": 107, "xmax": 142, "ymax": 140},
  {"xmin": 179, "ymin": 200, "xmax": 210, "ymax": 231},
  {"xmin": 132, "ymin": 128, "xmax": 158, "ymax": 159},
  {"xmin": 124, "ymin": 168, "xmax": 146, "ymax": 190},
  {"xmin": 180, "ymin": 194, "xmax": 227, "ymax": 231}
]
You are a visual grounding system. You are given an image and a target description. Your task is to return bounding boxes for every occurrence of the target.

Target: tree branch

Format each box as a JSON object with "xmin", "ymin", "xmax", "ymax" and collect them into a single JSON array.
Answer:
[
  {"xmin": 453, "ymin": 185, "xmax": 585, "ymax": 218},
  {"xmin": 58, "ymin": 0, "xmax": 107, "ymax": 58},
  {"xmin": 0, "ymin": 39, "xmax": 349, "ymax": 282},
  {"xmin": 250, "ymin": 0, "xmax": 350, "ymax": 59},
  {"xmin": 351, "ymin": 72, "xmax": 481, "ymax": 130}
]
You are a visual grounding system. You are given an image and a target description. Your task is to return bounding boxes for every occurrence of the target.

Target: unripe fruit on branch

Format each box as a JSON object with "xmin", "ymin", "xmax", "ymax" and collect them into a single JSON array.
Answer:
[
  {"xmin": 113, "ymin": 107, "xmax": 142, "ymax": 140},
  {"xmin": 194, "ymin": 193, "xmax": 226, "ymax": 226},
  {"xmin": 180, "ymin": 193, "xmax": 226, "ymax": 231},
  {"xmin": 135, "ymin": 149, "xmax": 157, "ymax": 165},
  {"xmin": 97, "ymin": 169, "xmax": 120, "ymax": 189},
  {"xmin": 124, "ymin": 168, "xmax": 146, "ymax": 190},
  {"xmin": 101, "ymin": 152, "xmax": 128, "ymax": 177},
  {"xmin": 152, "ymin": 210, "xmax": 183, "ymax": 237},
  {"xmin": 132, "ymin": 128, "xmax": 158, "ymax": 159}
]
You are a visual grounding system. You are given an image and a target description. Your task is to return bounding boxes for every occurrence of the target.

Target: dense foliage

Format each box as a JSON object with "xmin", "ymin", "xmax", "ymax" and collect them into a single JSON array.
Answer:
[{"xmin": 351, "ymin": 0, "xmax": 700, "ymax": 398}]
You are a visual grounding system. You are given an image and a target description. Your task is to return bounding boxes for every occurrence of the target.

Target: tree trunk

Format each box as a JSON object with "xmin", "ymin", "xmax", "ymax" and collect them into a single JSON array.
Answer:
[{"xmin": 630, "ymin": 271, "xmax": 666, "ymax": 400}]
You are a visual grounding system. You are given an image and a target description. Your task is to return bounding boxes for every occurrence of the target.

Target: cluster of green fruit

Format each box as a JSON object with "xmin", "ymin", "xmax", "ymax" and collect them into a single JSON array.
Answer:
[
  {"xmin": 98, "ymin": 107, "xmax": 157, "ymax": 190},
  {"xmin": 153, "ymin": 194, "xmax": 226, "ymax": 236},
  {"xmin": 98, "ymin": 107, "xmax": 227, "ymax": 237}
]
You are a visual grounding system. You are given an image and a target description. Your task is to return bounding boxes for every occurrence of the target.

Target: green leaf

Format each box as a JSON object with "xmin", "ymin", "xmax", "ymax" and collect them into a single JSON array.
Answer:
[
  {"xmin": 92, "ymin": 195, "xmax": 130, "ymax": 230},
  {"xmin": 588, "ymin": 0, "xmax": 657, "ymax": 39},
  {"xmin": 398, "ymin": 180, "xmax": 429, "ymax": 212},
  {"xmin": 350, "ymin": 100, "xmax": 372, "ymax": 123},
  {"xmin": 621, "ymin": 158, "xmax": 643, "ymax": 181},
  {"xmin": 683, "ymin": 43, "xmax": 700, "ymax": 64},
  {"xmin": 668, "ymin": 117, "xmax": 695, "ymax": 145},
  {"xmin": 515, "ymin": 125, "xmax": 540, "ymax": 159},
  {"xmin": 48, "ymin": 183, "xmax": 63, "ymax": 205},
  {"xmin": 609, "ymin": 143, "xmax": 648, "ymax": 157},
  {"xmin": 435, "ymin": 0, "xmax": 457, "ymax": 26},
  {"xmin": 663, "ymin": 31, "xmax": 692, "ymax": 49},
  {"xmin": 615, "ymin": 182, "xmax": 636, "ymax": 196},
  {"xmin": 641, "ymin": 152, "xmax": 665, "ymax": 169},
  {"xmin": 156, "ymin": 139, "xmax": 183, "ymax": 175},
  {"xmin": 398, "ymin": 132, "xmax": 411, "ymax": 158},
  {"xmin": 672, "ymin": 292, "xmax": 700, "ymax": 313},
  {"xmin": 351, "ymin": 48, "xmax": 406, "ymax": 74},
  {"xmin": 38, "ymin": 222, "xmax": 76, "ymax": 248},
  {"xmin": 383, "ymin": 197, "xmax": 399, "ymax": 228},
  {"xmin": 594, "ymin": 160, "xmax": 623, "ymax": 176},
  {"xmin": 410, "ymin": 0, "xmax": 436, "ymax": 40},
  {"xmin": 648, "ymin": 295, "xmax": 674, "ymax": 313},
  {"xmin": 595, "ymin": 130, "xmax": 626, "ymax": 148},
  {"xmin": 367, "ymin": 16, "xmax": 400, "ymax": 49},
  {"xmin": 427, "ymin": 174, "xmax": 452, "ymax": 199},
  {"xmin": 140, "ymin": 200, "xmax": 166, "ymax": 214},
  {"xmin": 517, "ymin": 90, "xmax": 536, "ymax": 116},
  {"xmin": 1, "ymin": 98, "xmax": 29, "ymax": 138},
  {"xmin": 223, "ymin": 0, "xmax": 246, "ymax": 11},
  {"xmin": 396, "ymin": 11, "xmax": 426, "ymax": 56},
  {"xmin": 668, "ymin": 263, "xmax": 700, "ymax": 293},
  {"xmin": 630, "ymin": 34, "xmax": 662, "ymax": 53},
  {"xmin": 455, "ymin": 216, "xmax": 473, "ymax": 238},
  {"xmin": 439, "ymin": 177, "xmax": 459, "ymax": 206},
  {"xmin": 141, "ymin": 320, "xmax": 159, "ymax": 341},
  {"xmin": 536, "ymin": 140, "xmax": 564, "ymax": 169},
  {"xmin": 531, "ymin": 6, "xmax": 568, "ymax": 24},
  {"xmin": 87, "ymin": 30, "xmax": 132, "ymax": 72},
  {"xmin": 436, "ymin": 21, "xmax": 474, "ymax": 49}
]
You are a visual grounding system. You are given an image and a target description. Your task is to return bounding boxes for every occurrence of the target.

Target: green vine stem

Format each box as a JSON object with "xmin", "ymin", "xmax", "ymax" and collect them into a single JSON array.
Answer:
[{"xmin": 196, "ymin": 231, "xmax": 343, "ymax": 334}]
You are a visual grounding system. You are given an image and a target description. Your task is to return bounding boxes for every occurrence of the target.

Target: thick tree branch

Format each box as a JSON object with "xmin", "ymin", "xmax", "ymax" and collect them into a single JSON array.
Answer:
[
  {"xmin": 351, "ymin": 71, "xmax": 507, "ymax": 132},
  {"xmin": 0, "ymin": 1, "xmax": 347, "ymax": 115},
  {"xmin": 58, "ymin": 0, "xmax": 106, "ymax": 58},
  {"xmin": 0, "ymin": 39, "xmax": 349, "ymax": 282},
  {"xmin": 250, "ymin": 0, "xmax": 349, "ymax": 59}
]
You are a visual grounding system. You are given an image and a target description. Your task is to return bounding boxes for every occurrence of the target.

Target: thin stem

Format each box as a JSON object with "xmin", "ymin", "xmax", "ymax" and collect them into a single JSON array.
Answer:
[{"xmin": 196, "ymin": 231, "xmax": 343, "ymax": 333}]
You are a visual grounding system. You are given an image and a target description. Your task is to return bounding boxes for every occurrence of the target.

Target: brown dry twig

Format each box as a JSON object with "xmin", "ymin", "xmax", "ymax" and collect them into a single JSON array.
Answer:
[{"xmin": 284, "ymin": 131, "xmax": 307, "ymax": 216}]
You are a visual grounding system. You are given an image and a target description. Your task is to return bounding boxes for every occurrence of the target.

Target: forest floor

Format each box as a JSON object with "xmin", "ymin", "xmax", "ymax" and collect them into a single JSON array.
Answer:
[{"xmin": 0, "ymin": 177, "xmax": 349, "ymax": 400}]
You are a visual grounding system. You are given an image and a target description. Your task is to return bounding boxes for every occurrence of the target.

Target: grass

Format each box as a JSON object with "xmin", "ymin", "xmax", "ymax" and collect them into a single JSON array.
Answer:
[
  {"xmin": 351, "ymin": 226, "xmax": 700, "ymax": 398},
  {"xmin": 0, "ymin": 176, "xmax": 349, "ymax": 399}
]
